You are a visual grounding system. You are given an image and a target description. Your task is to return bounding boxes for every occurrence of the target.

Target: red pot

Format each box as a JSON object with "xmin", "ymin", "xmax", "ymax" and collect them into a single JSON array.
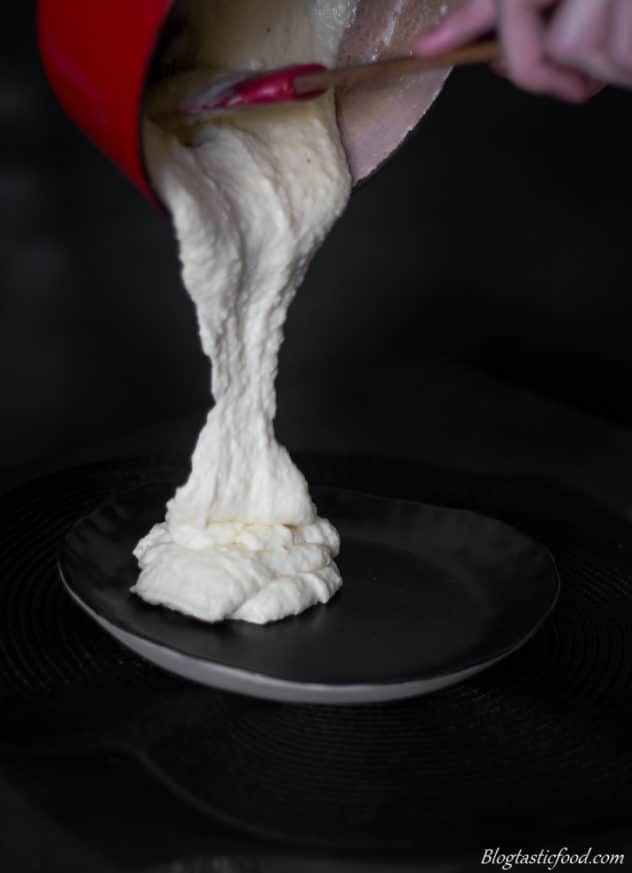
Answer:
[
  {"xmin": 37, "ymin": 0, "xmax": 173, "ymax": 206},
  {"xmin": 37, "ymin": 1, "xmax": 455, "ymax": 205}
]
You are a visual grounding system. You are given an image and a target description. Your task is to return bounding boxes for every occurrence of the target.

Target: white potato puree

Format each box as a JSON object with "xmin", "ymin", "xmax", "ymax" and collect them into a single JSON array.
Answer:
[{"xmin": 132, "ymin": 0, "xmax": 355, "ymax": 624}]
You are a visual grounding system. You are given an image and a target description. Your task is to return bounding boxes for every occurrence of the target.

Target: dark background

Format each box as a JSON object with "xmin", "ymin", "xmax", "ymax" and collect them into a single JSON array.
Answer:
[
  {"xmin": 3, "ymin": 2, "xmax": 632, "ymax": 493},
  {"xmin": 3, "ymin": 3, "xmax": 632, "ymax": 871}
]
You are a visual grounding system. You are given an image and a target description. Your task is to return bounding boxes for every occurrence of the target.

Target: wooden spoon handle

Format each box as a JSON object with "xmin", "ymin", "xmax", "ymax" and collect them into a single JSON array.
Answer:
[{"xmin": 294, "ymin": 39, "xmax": 501, "ymax": 95}]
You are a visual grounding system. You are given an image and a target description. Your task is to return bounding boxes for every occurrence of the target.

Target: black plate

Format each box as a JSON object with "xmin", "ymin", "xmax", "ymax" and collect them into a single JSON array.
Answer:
[{"xmin": 59, "ymin": 482, "xmax": 559, "ymax": 703}]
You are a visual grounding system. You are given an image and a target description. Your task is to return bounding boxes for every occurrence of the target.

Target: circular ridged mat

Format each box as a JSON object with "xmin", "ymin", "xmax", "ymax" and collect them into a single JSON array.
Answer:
[{"xmin": 1, "ymin": 455, "xmax": 632, "ymax": 848}]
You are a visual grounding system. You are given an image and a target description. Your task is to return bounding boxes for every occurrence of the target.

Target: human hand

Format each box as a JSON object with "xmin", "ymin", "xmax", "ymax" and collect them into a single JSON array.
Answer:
[{"xmin": 416, "ymin": 0, "xmax": 632, "ymax": 102}]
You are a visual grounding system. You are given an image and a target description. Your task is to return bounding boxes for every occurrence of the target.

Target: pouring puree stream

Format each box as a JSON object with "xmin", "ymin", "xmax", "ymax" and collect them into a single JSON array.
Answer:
[{"xmin": 133, "ymin": 0, "xmax": 356, "ymax": 623}]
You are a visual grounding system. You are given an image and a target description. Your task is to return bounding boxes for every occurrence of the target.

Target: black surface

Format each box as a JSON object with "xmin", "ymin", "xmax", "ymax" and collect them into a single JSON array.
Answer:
[
  {"xmin": 2, "ymin": 455, "xmax": 632, "ymax": 854},
  {"xmin": 60, "ymin": 482, "xmax": 558, "ymax": 691}
]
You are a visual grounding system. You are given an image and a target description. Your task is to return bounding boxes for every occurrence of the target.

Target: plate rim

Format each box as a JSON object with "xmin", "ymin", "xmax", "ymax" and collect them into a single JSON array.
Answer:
[{"xmin": 61, "ymin": 569, "xmax": 552, "ymax": 703}]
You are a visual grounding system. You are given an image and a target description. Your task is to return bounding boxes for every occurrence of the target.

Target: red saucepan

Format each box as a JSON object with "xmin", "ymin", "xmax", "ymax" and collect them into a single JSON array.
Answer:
[{"xmin": 37, "ymin": 0, "xmax": 458, "ymax": 207}]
